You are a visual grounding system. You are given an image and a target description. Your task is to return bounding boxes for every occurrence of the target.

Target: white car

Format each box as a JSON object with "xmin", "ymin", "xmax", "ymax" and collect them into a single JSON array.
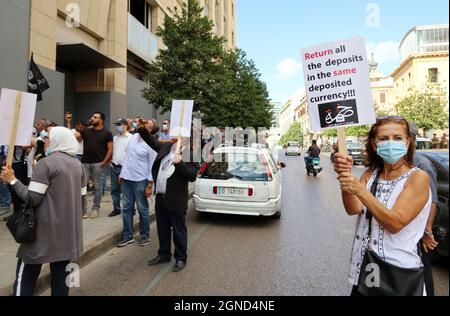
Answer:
[
  {"xmin": 193, "ymin": 146, "xmax": 284, "ymax": 219},
  {"xmin": 285, "ymin": 141, "xmax": 301, "ymax": 156}
]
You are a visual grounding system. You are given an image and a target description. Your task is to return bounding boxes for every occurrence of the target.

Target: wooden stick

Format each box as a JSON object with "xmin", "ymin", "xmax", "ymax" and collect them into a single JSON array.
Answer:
[
  {"xmin": 6, "ymin": 91, "xmax": 23, "ymax": 167},
  {"xmin": 337, "ymin": 127, "xmax": 348, "ymax": 156},
  {"xmin": 176, "ymin": 100, "xmax": 186, "ymax": 154}
]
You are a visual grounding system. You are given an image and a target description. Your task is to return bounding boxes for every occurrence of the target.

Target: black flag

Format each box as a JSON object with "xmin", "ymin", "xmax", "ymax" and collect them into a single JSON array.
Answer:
[{"xmin": 27, "ymin": 53, "xmax": 49, "ymax": 102}]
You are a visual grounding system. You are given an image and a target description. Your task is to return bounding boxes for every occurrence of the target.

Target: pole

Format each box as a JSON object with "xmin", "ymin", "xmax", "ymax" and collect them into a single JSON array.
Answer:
[
  {"xmin": 176, "ymin": 100, "xmax": 186, "ymax": 154},
  {"xmin": 337, "ymin": 127, "xmax": 348, "ymax": 156},
  {"xmin": 6, "ymin": 91, "xmax": 23, "ymax": 167}
]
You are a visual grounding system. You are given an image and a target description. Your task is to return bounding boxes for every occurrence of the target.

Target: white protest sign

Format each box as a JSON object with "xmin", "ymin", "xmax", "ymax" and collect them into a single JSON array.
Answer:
[
  {"xmin": 170, "ymin": 100, "xmax": 194, "ymax": 138},
  {"xmin": 301, "ymin": 36, "xmax": 376, "ymax": 131},
  {"xmin": 0, "ymin": 88, "xmax": 37, "ymax": 146}
]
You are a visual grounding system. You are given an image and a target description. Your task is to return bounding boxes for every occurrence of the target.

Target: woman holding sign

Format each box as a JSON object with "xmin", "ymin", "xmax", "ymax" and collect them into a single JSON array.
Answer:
[
  {"xmin": 333, "ymin": 116, "xmax": 431, "ymax": 296},
  {"xmin": 138, "ymin": 120, "xmax": 199, "ymax": 273}
]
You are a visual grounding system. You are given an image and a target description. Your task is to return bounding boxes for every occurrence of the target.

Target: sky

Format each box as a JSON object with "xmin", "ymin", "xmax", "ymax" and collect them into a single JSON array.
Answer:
[{"xmin": 236, "ymin": 0, "xmax": 449, "ymax": 105}]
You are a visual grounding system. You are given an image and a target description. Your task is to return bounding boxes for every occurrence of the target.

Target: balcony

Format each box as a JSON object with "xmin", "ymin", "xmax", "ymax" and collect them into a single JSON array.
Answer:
[{"xmin": 127, "ymin": 13, "xmax": 158, "ymax": 64}]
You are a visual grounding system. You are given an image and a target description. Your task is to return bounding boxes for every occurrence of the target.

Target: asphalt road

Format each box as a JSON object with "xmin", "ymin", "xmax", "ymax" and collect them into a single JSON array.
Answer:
[{"xmin": 49, "ymin": 151, "xmax": 448, "ymax": 296}]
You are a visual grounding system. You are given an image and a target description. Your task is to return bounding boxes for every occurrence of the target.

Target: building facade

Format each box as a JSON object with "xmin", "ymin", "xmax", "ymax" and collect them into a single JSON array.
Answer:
[{"xmin": 0, "ymin": 0, "xmax": 237, "ymax": 129}]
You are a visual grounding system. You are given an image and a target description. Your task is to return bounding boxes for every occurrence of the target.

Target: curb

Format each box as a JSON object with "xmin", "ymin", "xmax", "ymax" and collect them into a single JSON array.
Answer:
[{"xmin": 0, "ymin": 191, "xmax": 195, "ymax": 296}]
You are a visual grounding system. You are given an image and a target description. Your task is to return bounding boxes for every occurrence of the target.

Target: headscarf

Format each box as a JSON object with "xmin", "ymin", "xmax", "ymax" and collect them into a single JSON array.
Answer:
[{"xmin": 47, "ymin": 126, "xmax": 79, "ymax": 157}]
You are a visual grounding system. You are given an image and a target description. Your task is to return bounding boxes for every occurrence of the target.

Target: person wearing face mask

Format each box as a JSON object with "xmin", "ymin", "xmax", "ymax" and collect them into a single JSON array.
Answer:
[
  {"xmin": 130, "ymin": 117, "xmax": 142, "ymax": 135},
  {"xmin": 159, "ymin": 120, "xmax": 171, "ymax": 142},
  {"xmin": 109, "ymin": 119, "xmax": 133, "ymax": 218},
  {"xmin": 333, "ymin": 116, "xmax": 431, "ymax": 296},
  {"xmin": 0, "ymin": 127, "xmax": 85, "ymax": 296}
]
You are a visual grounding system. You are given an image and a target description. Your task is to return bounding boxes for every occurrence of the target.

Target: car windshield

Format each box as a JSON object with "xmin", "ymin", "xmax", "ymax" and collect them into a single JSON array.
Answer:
[
  {"xmin": 200, "ymin": 152, "xmax": 269, "ymax": 181},
  {"xmin": 288, "ymin": 142, "xmax": 299, "ymax": 147}
]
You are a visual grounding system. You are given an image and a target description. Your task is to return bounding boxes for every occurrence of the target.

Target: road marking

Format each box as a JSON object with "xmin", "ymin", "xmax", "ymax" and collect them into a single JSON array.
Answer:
[{"xmin": 136, "ymin": 223, "xmax": 211, "ymax": 296}]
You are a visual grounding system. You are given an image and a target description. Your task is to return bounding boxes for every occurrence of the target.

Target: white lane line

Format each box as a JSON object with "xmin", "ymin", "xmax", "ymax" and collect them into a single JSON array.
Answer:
[{"xmin": 136, "ymin": 223, "xmax": 211, "ymax": 296}]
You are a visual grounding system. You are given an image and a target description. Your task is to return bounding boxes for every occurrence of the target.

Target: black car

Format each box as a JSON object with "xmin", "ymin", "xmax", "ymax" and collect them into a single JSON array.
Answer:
[{"xmin": 417, "ymin": 151, "xmax": 449, "ymax": 260}]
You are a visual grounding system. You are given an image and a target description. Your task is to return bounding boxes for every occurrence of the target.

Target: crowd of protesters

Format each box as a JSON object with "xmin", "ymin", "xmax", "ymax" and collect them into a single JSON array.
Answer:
[{"xmin": 0, "ymin": 111, "xmax": 447, "ymax": 296}]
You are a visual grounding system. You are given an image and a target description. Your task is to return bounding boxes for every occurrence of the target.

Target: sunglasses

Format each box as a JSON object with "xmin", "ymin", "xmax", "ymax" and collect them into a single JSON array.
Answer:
[{"xmin": 376, "ymin": 115, "xmax": 406, "ymax": 122}]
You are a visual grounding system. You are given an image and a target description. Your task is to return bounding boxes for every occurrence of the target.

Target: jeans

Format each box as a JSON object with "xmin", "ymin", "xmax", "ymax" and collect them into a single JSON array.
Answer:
[
  {"xmin": 101, "ymin": 165, "xmax": 110, "ymax": 195},
  {"xmin": 0, "ymin": 181, "xmax": 10, "ymax": 208},
  {"xmin": 121, "ymin": 179, "xmax": 150, "ymax": 240},
  {"xmin": 82, "ymin": 163, "xmax": 103, "ymax": 211},
  {"xmin": 110, "ymin": 165, "xmax": 122, "ymax": 212},
  {"xmin": 9, "ymin": 162, "xmax": 28, "ymax": 213}
]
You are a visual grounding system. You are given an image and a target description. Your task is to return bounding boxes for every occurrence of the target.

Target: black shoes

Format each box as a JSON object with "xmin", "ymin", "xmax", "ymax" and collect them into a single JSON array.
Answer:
[
  {"xmin": 172, "ymin": 260, "xmax": 186, "ymax": 272},
  {"xmin": 148, "ymin": 255, "xmax": 171, "ymax": 266},
  {"xmin": 108, "ymin": 210, "xmax": 121, "ymax": 217}
]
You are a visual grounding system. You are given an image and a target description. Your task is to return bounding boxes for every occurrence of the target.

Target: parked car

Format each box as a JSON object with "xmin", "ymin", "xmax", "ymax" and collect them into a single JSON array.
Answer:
[
  {"xmin": 347, "ymin": 141, "xmax": 366, "ymax": 165},
  {"xmin": 194, "ymin": 146, "xmax": 284, "ymax": 219},
  {"xmin": 285, "ymin": 141, "xmax": 301, "ymax": 156},
  {"xmin": 416, "ymin": 151, "xmax": 449, "ymax": 260}
]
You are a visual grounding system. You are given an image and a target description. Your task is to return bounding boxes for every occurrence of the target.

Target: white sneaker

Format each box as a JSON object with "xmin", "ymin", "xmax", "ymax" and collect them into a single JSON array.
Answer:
[{"xmin": 89, "ymin": 210, "xmax": 100, "ymax": 219}]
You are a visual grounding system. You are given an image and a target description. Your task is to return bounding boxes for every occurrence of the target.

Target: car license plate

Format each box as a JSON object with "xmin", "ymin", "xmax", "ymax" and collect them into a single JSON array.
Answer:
[
  {"xmin": 217, "ymin": 187, "xmax": 247, "ymax": 197},
  {"xmin": 352, "ymin": 151, "xmax": 361, "ymax": 155}
]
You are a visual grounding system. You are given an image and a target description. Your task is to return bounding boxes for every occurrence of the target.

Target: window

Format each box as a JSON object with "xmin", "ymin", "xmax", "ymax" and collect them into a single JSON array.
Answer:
[
  {"xmin": 129, "ymin": 0, "xmax": 146, "ymax": 26},
  {"xmin": 379, "ymin": 91, "xmax": 386, "ymax": 104},
  {"xmin": 428, "ymin": 68, "xmax": 438, "ymax": 83}
]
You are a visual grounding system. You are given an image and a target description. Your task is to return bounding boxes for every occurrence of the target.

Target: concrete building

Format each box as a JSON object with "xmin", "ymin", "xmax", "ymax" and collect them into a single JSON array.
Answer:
[
  {"xmin": 0, "ymin": 0, "xmax": 237, "ymax": 129},
  {"xmin": 391, "ymin": 24, "xmax": 449, "ymax": 109},
  {"xmin": 369, "ymin": 54, "xmax": 395, "ymax": 115}
]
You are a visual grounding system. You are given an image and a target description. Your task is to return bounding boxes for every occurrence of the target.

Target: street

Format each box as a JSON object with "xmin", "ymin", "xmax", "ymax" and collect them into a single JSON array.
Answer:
[{"xmin": 48, "ymin": 151, "xmax": 448, "ymax": 296}]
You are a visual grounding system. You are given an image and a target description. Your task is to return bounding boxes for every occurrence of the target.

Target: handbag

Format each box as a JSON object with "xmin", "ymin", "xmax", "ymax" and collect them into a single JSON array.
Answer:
[
  {"xmin": 357, "ymin": 170, "xmax": 424, "ymax": 296},
  {"xmin": 6, "ymin": 194, "xmax": 37, "ymax": 244}
]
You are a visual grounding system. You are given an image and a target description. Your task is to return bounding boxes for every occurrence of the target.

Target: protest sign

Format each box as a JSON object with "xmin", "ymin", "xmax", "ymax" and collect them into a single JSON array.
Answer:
[
  {"xmin": 170, "ymin": 100, "xmax": 194, "ymax": 154},
  {"xmin": 301, "ymin": 37, "xmax": 376, "ymax": 154},
  {"xmin": 170, "ymin": 100, "xmax": 194, "ymax": 138},
  {"xmin": 0, "ymin": 88, "xmax": 37, "ymax": 166}
]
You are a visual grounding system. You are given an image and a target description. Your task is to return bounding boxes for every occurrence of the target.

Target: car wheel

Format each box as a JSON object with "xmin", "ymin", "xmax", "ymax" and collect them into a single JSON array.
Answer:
[{"xmin": 273, "ymin": 211, "xmax": 281, "ymax": 219}]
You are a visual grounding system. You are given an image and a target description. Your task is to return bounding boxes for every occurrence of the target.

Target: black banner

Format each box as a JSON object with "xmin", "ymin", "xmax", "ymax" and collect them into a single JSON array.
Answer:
[{"xmin": 27, "ymin": 53, "xmax": 49, "ymax": 102}]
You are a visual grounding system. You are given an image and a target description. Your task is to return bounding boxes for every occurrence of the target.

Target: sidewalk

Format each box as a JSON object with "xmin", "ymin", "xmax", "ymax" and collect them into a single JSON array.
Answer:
[{"xmin": 0, "ymin": 184, "xmax": 195, "ymax": 296}]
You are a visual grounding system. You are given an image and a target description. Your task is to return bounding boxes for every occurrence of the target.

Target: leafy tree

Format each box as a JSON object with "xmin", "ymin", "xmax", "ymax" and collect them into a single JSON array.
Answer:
[
  {"xmin": 279, "ymin": 122, "xmax": 303, "ymax": 145},
  {"xmin": 142, "ymin": 0, "xmax": 272, "ymax": 129},
  {"xmin": 322, "ymin": 125, "xmax": 369, "ymax": 139},
  {"xmin": 396, "ymin": 87, "xmax": 449, "ymax": 135}
]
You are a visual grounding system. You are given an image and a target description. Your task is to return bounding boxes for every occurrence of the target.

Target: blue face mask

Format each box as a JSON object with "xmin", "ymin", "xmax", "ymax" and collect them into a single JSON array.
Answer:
[
  {"xmin": 116, "ymin": 126, "xmax": 124, "ymax": 134},
  {"xmin": 45, "ymin": 147, "xmax": 53, "ymax": 157},
  {"xmin": 376, "ymin": 141, "xmax": 408, "ymax": 165},
  {"xmin": 132, "ymin": 123, "xmax": 138, "ymax": 129}
]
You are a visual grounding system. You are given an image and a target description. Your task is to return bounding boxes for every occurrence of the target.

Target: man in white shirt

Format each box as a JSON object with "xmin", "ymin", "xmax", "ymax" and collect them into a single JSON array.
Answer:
[
  {"xmin": 109, "ymin": 119, "xmax": 132, "ymax": 217},
  {"xmin": 117, "ymin": 128, "xmax": 157, "ymax": 247}
]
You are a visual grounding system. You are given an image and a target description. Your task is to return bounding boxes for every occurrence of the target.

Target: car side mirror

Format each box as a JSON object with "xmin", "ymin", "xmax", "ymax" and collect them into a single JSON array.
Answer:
[{"xmin": 279, "ymin": 162, "xmax": 287, "ymax": 169}]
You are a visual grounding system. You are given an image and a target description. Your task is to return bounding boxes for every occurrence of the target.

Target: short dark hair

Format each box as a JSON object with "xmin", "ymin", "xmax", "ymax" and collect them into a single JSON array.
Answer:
[
  {"xmin": 312, "ymin": 140, "xmax": 317, "ymax": 145},
  {"xmin": 365, "ymin": 117, "xmax": 415, "ymax": 171},
  {"xmin": 93, "ymin": 112, "xmax": 106, "ymax": 122}
]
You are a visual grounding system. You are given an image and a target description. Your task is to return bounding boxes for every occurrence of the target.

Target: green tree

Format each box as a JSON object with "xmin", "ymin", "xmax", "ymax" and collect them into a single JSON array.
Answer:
[
  {"xmin": 142, "ymin": 0, "xmax": 229, "ymax": 125},
  {"xmin": 142, "ymin": 0, "xmax": 273, "ymax": 129},
  {"xmin": 222, "ymin": 49, "xmax": 273, "ymax": 128},
  {"xmin": 279, "ymin": 122, "xmax": 303, "ymax": 145},
  {"xmin": 322, "ymin": 125, "xmax": 369, "ymax": 139},
  {"xmin": 396, "ymin": 87, "xmax": 449, "ymax": 135}
]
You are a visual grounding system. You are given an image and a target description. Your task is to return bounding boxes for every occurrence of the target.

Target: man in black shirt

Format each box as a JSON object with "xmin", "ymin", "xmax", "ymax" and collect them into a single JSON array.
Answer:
[
  {"xmin": 304, "ymin": 140, "xmax": 321, "ymax": 169},
  {"xmin": 70, "ymin": 112, "xmax": 113, "ymax": 219}
]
